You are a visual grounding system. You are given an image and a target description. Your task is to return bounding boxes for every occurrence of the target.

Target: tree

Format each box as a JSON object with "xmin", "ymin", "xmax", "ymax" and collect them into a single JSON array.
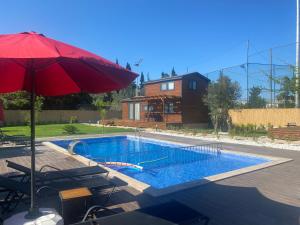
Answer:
[
  {"xmin": 93, "ymin": 60, "xmax": 138, "ymax": 111},
  {"xmin": 171, "ymin": 67, "xmax": 177, "ymax": 76},
  {"xmin": 126, "ymin": 62, "xmax": 131, "ymax": 71},
  {"xmin": 247, "ymin": 87, "xmax": 266, "ymax": 108},
  {"xmin": 123, "ymin": 62, "xmax": 136, "ymax": 96},
  {"xmin": 93, "ymin": 96, "xmax": 111, "ymax": 133},
  {"xmin": 0, "ymin": 92, "xmax": 45, "ymax": 125},
  {"xmin": 107, "ymin": 62, "xmax": 136, "ymax": 110},
  {"xmin": 115, "ymin": 58, "xmax": 119, "ymax": 65},
  {"xmin": 203, "ymin": 74, "xmax": 241, "ymax": 133},
  {"xmin": 34, "ymin": 96, "xmax": 44, "ymax": 124},
  {"xmin": 110, "ymin": 80, "xmax": 137, "ymax": 111},
  {"xmin": 93, "ymin": 96, "xmax": 109, "ymax": 120},
  {"xmin": 0, "ymin": 91, "xmax": 45, "ymax": 110},
  {"xmin": 0, "ymin": 92, "xmax": 31, "ymax": 109},
  {"xmin": 140, "ymin": 72, "xmax": 145, "ymax": 88},
  {"xmin": 42, "ymin": 93, "xmax": 93, "ymax": 109},
  {"xmin": 277, "ymin": 76, "xmax": 295, "ymax": 108},
  {"xmin": 161, "ymin": 72, "xmax": 169, "ymax": 78}
]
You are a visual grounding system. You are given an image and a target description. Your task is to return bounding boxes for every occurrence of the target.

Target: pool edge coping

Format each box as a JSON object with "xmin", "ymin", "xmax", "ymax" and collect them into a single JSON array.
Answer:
[{"xmin": 42, "ymin": 135, "xmax": 293, "ymax": 197}]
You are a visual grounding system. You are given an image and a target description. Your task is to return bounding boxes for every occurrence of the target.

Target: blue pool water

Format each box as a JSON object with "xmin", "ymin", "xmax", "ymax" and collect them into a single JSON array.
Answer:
[{"xmin": 52, "ymin": 136, "xmax": 270, "ymax": 189}]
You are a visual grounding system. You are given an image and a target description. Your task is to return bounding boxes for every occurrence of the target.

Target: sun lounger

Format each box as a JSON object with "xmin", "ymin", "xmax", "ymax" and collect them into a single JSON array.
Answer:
[
  {"xmin": 6, "ymin": 160, "xmax": 108, "ymax": 183},
  {"xmin": 74, "ymin": 200, "xmax": 209, "ymax": 225},
  {"xmin": 0, "ymin": 174, "xmax": 117, "ymax": 215},
  {"xmin": 0, "ymin": 175, "xmax": 35, "ymax": 214},
  {"xmin": 0, "ymin": 129, "xmax": 30, "ymax": 146},
  {"xmin": 72, "ymin": 211, "xmax": 178, "ymax": 225},
  {"xmin": 138, "ymin": 201, "xmax": 210, "ymax": 225}
]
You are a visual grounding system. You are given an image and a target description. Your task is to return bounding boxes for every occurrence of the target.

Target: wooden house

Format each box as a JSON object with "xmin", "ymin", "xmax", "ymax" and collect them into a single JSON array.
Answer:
[{"xmin": 121, "ymin": 72, "xmax": 210, "ymax": 129}]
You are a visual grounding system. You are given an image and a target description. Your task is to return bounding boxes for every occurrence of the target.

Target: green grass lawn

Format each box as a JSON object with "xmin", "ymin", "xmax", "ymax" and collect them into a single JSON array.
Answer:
[{"xmin": 1, "ymin": 123, "xmax": 133, "ymax": 138}]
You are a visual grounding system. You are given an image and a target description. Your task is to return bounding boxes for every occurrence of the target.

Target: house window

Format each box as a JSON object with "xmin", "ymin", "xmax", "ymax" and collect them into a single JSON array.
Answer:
[
  {"xmin": 164, "ymin": 102, "xmax": 174, "ymax": 113},
  {"xmin": 129, "ymin": 103, "xmax": 134, "ymax": 120},
  {"xmin": 188, "ymin": 80, "xmax": 197, "ymax": 90},
  {"xmin": 168, "ymin": 82, "xmax": 175, "ymax": 90},
  {"xmin": 161, "ymin": 83, "xmax": 167, "ymax": 91},
  {"xmin": 144, "ymin": 105, "xmax": 148, "ymax": 112},
  {"xmin": 148, "ymin": 105, "xmax": 154, "ymax": 112},
  {"xmin": 161, "ymin": 82, "xmax": 175, "ymax": 91}
]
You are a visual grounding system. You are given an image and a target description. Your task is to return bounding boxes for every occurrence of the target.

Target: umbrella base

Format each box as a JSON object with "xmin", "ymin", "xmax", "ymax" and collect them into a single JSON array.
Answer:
[
  {"xmin": 4, "ymin": 208, "xmax": 63, "ymax": 225},
  {"xmin": 25, "ymin": 207, "xmax": 42, "ymax": 219}
]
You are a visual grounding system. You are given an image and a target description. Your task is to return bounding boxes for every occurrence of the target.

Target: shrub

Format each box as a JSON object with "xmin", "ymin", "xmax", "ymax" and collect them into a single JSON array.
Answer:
[
  {"xmin": 229, "ymin": 124, "xmax": 267, "ymax": 137},
  {"xmin": 63, "ymin": 124, "xmax": 79, "ymax": 135},
  {"xmin": 105, "ymin": 120, "xmax": 115, "ymax": 126},
  {"xmin": 267, "ymin": 123, "xmax": 273, "ymax": 130},
  {"xmin": 69, "ymin": 116, "xmax": 78, "ymax": 124},
  {"xmin": 191, "ymin": 129, "xmax": 197, "ymax": 135}
]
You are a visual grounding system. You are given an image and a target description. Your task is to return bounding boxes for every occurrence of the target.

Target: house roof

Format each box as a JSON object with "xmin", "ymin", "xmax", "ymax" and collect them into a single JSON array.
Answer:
[{"xmin": 144, "ymin": 72, "xmax": 210, "ymax": 85}]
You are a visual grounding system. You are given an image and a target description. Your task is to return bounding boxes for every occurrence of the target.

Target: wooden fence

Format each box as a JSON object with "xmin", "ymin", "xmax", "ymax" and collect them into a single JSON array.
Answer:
[
  {"xmin": 229, "ymin": 108, "xmax": 300, "ymax": 127},
  {"xmin": 269, "ymin": 127, "xmax": 300, "ymax": 140},
  {"xmin": 5, "ymin": 108, "xmax": 298, "ymax": 128},
  {"xmin": 3, "ymin": 110, "xmax": 121, "ymax": 125}
]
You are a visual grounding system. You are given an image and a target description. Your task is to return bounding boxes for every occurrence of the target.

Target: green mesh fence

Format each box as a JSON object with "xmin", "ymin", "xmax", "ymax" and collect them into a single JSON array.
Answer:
[{"xmin": 204, "ymin": 43, "xmax": 297, "ymax": 108}]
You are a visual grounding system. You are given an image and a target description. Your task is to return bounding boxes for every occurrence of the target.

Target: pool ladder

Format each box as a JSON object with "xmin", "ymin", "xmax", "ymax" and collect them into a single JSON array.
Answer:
[
  {"xmin": 134, "ymin": 127, "xmax": 143, "ymax": 138},
  {"xmin": 67, "ymin": 140, "xmax": 89, "ymax": 155}
]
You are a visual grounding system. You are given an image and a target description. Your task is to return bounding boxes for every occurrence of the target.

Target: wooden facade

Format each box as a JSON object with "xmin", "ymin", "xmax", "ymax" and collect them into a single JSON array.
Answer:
[{"xmin": 121, "ymin": 72, "xmax": 209, "ymax": 128}]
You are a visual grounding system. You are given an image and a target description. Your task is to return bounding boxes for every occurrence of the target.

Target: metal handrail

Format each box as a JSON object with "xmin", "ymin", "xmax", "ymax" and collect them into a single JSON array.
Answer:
[
  {"xmin": 134, "ymin": 127, "xmax": 143, "ymax": 138},
  {"xmin": 179, "ymin": 142, "xmax": 222, "ymax": 155},
  {"xmin": 67, "ymin": 140, "xmax": 89, "ymax": 155}
]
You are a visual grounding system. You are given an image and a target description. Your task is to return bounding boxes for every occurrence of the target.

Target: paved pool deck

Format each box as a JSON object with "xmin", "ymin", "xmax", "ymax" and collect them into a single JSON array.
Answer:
[{"xmin": 0, "ymin": 132, "xmax": 299, "ymax": 225}]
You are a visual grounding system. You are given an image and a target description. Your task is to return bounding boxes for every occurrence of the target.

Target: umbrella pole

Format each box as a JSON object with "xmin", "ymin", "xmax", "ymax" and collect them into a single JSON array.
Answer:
[{"xmin": 26, "ymin": 90, "xmax": 40, "ymax": 218}]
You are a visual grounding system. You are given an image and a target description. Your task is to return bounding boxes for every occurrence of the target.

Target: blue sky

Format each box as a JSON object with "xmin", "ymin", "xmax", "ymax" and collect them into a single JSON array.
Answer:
[{"xmin": 0, "ymin": 0, "xmax": 296, "ymax": 80}]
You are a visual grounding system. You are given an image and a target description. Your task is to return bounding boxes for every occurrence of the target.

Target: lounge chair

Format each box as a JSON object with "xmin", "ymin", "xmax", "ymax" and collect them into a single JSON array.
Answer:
[
  {"xmin": 6, "ymin": 160, "xmax": 109, "ymax": 183},
  {"xmin": 0, "ymin": 129, "xmax": 30, "ymax": 146},
  {"xmin": 72, "ymin": 211, "xmax": 178, "ymax": 225},
  {"xmin": 138, "ymin": 201, "xmax": 210, "ymax": 225},
  {"xmin": 0, "ymin": 174, "xmax": 118, "ymax": 215},
  {"xmin": 72, "ymin": 200, "xmax": 210, "ymax": 225},
  {"xmin": 0, "ymin": 175, "xmax": 31, "ymax": 214}
]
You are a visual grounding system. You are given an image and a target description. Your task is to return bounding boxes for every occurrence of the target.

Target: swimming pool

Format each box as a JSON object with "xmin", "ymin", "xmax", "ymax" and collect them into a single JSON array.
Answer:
[{"xmin": 51, "ymin": 136, "xmax": 272, "ymax": 190}]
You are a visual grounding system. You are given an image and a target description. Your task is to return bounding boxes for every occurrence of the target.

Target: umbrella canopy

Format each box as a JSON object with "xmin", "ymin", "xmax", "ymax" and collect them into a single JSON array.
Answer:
[
  {"xmin": 0, "ymin": 31, "xmax": 137, "ymax": 96},
  {"xmin": 0, "ymin": 31, "xmax": 137, "ymax": 218}
]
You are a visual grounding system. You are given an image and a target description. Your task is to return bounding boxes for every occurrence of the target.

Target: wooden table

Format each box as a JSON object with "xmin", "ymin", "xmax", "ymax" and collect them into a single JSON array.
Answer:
[{"xmin": 59, "ymin": 187, "xmax": 92, "ymax": 225}]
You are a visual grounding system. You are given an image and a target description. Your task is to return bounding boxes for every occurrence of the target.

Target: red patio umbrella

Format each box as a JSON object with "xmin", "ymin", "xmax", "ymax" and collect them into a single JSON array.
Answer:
[{"xmin": 0, "ymin": 32, "xmax": 137, "ymax": 218}]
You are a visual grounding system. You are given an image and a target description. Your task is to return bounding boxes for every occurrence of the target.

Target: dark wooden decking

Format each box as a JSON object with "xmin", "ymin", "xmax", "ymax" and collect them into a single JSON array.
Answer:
[{"xmin": 0, "ymin": 133, "xmax": 299, "ymax": 225}]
